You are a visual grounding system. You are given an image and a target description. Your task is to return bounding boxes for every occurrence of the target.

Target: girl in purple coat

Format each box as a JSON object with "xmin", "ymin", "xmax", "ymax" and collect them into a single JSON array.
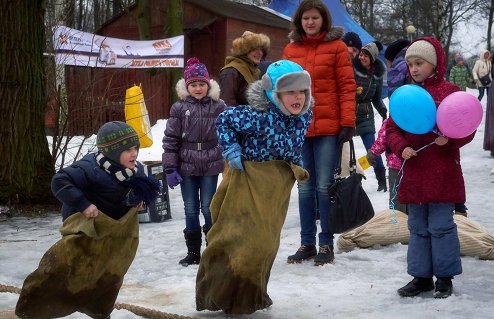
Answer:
[{"xmin": 162, "ymin": 57, "xmax": 226, "ymax": 266}]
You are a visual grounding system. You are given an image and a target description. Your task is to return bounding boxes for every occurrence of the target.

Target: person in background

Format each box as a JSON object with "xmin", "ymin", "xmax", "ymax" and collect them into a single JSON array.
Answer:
[
  {"xmin": 282, "ymin": 0, "xmax": 356, "ymax": 266},
  {"xmin": 353, "ymin": 42, "xmax": 388, "ymax": 192},
  {"xmin": 219, "ymin": 31, "xmax": 270, "ymax": 107},
  {"xmin": 449, "ymin": 55, "xmax": 472, "ymax": 91},
  {"xmin": 384, "ymin": 39, "xmax": 410, "ymax": 97},
  {"xmin": 342, "ymin": 31, "xmax": 362, "ymax": 59},
  {"xmin": 472, "ymin": 50, "xmax": 492, "ymax": 101},
  {"xmin": 387, "ymin": 36, "xmax": 475, "ymax": 299},
  {"xmin": 163, "ymin": 57, "xmax": 226, "ymax": 266}
]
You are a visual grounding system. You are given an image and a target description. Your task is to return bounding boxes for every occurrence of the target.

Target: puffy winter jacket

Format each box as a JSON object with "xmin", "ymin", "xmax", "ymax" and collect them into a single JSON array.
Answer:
[
  {"xmin": 51, "ymin": 153, "xmax": 146, "ymax": 220},
  {"xmin": 162, "ymin": 79, "xmax": 226, "ymax": 176},
  {"xmin": 282, "ymin": 28, "xmax": 356, "ymax": 136},
  {"xmin": 386, "ymin": 36, "xmax": 474, "ymax": 204},
  {"xmin": 387, "ymin": 48, "xmax": 409, "ymax": 97},
  {"xmin": 216, "ymin": 80, "xmax": 313, "ymax": 166},
  {"xmin": 353, "ymin": 56, "xmax": 387, "ymax": 136}
]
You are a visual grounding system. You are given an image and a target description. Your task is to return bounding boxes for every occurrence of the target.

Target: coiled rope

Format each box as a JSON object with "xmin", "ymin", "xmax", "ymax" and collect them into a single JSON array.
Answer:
[{"xmin": 0, "ymin": 284, "xmax": 198, "ymax": 319}]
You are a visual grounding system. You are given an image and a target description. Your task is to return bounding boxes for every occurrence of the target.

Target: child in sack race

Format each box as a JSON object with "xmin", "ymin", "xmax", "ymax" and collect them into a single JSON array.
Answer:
[
  {"xmin": 386, "ymin": 36, "xmax": 475, "ymax": 299},
  {"xmin": 195, "ymin": 60, "xmax": 312, "ymax": 315},
  {"xmin": 16, "ymin": 121, "xmax": 160, "ymax": 319}
]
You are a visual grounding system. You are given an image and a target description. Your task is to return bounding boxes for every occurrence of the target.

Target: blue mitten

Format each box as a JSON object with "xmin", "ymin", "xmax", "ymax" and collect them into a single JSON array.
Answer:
[
  {"xmin": 165, "ymin": 168, "xmax": 183, "ymax": 189},
  {"xmin": 223, "ymin": 143, "xmax": 244, "ymax": 171}
]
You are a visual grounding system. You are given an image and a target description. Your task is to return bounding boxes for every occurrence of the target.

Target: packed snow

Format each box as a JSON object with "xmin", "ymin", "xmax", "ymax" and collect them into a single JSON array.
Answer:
[{"xmin": 1, "ymin": 89, "xmax": 494, "ymax": 319}]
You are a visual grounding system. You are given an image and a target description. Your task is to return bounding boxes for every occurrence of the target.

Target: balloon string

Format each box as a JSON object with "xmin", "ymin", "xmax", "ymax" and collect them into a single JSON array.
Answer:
[{"xmin": 389, "ymin": 140, "xmax": 435, "ymax": 224}]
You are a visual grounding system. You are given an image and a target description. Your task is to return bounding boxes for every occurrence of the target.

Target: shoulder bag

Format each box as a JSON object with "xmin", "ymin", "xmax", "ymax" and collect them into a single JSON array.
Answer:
[{"xmin": 328, "ymin": 140, "xmax": 375, "ymax": 234}]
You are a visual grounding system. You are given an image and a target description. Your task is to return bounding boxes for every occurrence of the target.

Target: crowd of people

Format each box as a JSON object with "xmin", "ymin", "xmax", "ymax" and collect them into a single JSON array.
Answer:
[{"xmin": 14, "ymin": 0, "xmax": 494, "ymax": 318}]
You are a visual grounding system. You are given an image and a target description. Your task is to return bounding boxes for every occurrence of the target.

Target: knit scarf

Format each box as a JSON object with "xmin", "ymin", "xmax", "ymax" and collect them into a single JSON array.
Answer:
[
  {"xmin": 222, "ymin": 56, "xmax": 260, "ymax": 84},
  {"xmin": 96, "ymin": 152, "xmax": 160, "ymax": 206}
]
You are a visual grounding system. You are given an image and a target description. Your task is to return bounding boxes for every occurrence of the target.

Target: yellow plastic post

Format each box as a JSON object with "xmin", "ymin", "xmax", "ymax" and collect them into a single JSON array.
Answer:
[{"xmin": 124, "ymin": 85, "xmax": 153, "ymax": 148}]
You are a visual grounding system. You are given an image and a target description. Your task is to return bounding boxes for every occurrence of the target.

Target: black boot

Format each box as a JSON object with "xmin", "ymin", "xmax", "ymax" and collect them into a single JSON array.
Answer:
[
  {"xmin": 287, "ymin": 245, "xmax": 317, "ymax": 263},
  {"xmin": 179, "ymin": 229, "xmax": 202, "ymax": 267},
  {"xmin": 397, "ymin": 277, "xmax": 434, "ymax": 297},
  {"xmin": 375, "ymin": 168, "xmax": 387, "ymax": 192},
  {"xmin": 434, "ymin": 277, "xmax": 453, "ymax": 298}
]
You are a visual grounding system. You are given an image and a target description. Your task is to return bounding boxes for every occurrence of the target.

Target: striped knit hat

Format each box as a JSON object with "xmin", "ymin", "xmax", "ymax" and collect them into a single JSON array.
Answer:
[{"xmin": 96, "ymin": 121, "xmax": 140, "ymax": 163}]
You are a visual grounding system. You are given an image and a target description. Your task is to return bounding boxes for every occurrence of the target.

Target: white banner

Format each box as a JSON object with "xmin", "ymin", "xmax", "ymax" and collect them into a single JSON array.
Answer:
[{"xmin": 53, "ymin": 26, "xmax": 184, "ymax": 68}]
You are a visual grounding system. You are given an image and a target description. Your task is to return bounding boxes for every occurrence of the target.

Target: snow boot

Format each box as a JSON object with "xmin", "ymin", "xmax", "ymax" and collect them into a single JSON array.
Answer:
[
  {"xmin": 397, "ymin": 277, "xmax": 434, "ymax": 297},
  {"xmin": 179, "ymin": 229, "xmax": 202, "ymax": 267},
  {"xmin": 434, "ymin": 277, "xmax": 453, "ymax": 298},
  {"xmin": 287, "ymin": 245, "xmax": 317, "ymax": 263},
  {"xmin": 375, "ymin": 167, "xmax": 387, "ymax": 192},
  {"xmin": 314, "ymin": 245, "xmax": 335, "ymax": 266}
]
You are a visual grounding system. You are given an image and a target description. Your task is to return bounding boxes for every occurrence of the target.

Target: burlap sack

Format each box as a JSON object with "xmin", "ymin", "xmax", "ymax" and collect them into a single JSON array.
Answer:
[
  {"xmin": 337, "ymin": 210, "xmax": 494, "ymax": 260},
  {"xmin": 196, "ymin": 161, "xmax": 309, "ymax": 314},
  {"xmin": 15, "ymin": 208, "xmax": 139, "ymax": 319}
]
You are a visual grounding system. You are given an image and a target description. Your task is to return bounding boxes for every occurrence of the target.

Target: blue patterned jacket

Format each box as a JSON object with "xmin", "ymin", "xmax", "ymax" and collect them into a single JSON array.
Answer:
[{"xmin": 216, "ymin": 80, "xmax": 313, "ymax": 166}]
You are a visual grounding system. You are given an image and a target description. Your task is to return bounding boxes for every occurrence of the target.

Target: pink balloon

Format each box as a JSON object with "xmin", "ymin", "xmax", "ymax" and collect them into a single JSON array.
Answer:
[{"xmin": 436, "ymin": 92, "xmax": 483, "ymax": 138}]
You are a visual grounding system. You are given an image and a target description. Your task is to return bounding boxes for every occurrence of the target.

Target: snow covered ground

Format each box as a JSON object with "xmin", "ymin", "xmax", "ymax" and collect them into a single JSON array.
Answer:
[{"xmin": 1, "ymin": 89, "xmax": 494, "ymax": 318}]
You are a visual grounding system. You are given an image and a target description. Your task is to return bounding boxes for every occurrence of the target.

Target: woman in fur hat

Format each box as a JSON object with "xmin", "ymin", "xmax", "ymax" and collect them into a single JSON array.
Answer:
[
  {"xmin": 282, "ymin": 0, "xmax": 356, "ymax": 266},
  {"xmin": 219, "ymin": 31, "xmax": 270, "ymax": 106}
]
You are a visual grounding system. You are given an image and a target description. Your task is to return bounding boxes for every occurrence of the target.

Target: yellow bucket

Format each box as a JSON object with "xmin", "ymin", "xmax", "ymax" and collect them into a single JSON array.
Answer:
[
  {"xmin": 125, "ymin": 85, "xmax": 153, "ymax": 148},
  {"xmin": 357, "ymin": 155, "xmax": 371, "ymax": 170}
]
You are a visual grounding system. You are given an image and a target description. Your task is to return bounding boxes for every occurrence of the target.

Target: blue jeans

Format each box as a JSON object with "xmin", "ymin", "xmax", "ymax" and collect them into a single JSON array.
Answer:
[
  {"xmin": 360, "ymin": 132, "xmax": 384, "ymax": 169},
  {"xmin": 407, "ymin": 203, "xmax": 462, "ymax": 278},
  {"xmin": 180, "ymin": 175, "xmax": 218, "ymax": 231},
  {"xmin": 297, "ymin": 136, "xmax": 338, "ymax": 247},
  {"xmin": 478, "ymin": 86, "xmax": 489, "ymax": 101}
]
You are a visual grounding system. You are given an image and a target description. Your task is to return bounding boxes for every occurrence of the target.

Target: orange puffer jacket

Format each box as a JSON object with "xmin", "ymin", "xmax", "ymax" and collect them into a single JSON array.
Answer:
[{"xmin": 282, "ymin": 28, "xmax": 356, "ymax": 137}]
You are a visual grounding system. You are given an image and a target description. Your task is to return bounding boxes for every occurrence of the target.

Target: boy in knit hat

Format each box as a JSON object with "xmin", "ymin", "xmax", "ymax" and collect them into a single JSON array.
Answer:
[
  {"xmin": 386, "ymin": 37, "xmax": 475, "ymax": 299},
  {"xmin": 163, "ymin": 57, "xmax": 226, "ymax": 266},
  {"xmin": 53, "ymin": 120, "xmax": 159, "ymax": 221},
  {"xmin": 196, "ymin": 60, "xmax": 313, "ymax": 314},
  {"xmin": 342, "ymin": 31, "xmax": 362, "ymax": 59},
  {"xmin": 16, "ymin": 121, "xmax": 159, "ymax": 319}
]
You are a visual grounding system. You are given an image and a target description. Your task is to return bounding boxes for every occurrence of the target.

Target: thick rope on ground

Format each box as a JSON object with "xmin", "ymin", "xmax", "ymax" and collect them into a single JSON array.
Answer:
[{"xmin": 0, "ymin": 284, "xmax": 198, "ymax": 319}]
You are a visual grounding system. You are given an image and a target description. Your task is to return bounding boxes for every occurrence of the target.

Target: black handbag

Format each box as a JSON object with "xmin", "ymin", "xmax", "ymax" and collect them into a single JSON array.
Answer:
[
  {"xmin": 327, "ymin": 140, "xmax": 374, "ymax": 234},
  {"xmin": 479, "ymin": 74, "xmax": 491, "ymax": 86}
]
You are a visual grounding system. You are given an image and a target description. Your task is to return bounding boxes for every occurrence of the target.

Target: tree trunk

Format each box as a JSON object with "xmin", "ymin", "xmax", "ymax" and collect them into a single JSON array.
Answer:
[
  {"xmin": 0, "ymin": 0, "xmax": 55, "ymax": 205},
  {"xmin": 165, "ymin": 0, "xmax": 183, "ymax": 103}
]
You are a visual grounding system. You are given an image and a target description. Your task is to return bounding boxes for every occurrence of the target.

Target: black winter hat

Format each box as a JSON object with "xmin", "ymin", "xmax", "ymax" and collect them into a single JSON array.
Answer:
[
  {"xmin": 96, "ymin": 121, "xmax": 140, "ymax": 163},
  {"xmin": 342, "ymin": 32, "xmax": 362, "ymax": 51},
  {"xmin": 384, "ymin": 39, "xmax": 410, "ymax": 62}
]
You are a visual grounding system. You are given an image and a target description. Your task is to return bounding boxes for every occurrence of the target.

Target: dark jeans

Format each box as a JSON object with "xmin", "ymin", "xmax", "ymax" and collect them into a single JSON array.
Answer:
[
  {"xmin": 478, "ymin": 86, "xmax": 490, "ymax": 101},
  {"xmin": 180, "ymin": 175, "xmax": 219, "ymax": 231}
]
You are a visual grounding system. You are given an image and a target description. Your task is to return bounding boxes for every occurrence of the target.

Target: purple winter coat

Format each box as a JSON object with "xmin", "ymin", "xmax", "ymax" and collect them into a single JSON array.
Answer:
[{"xmin": 162, "ymin": 79, "xmax": 226, "ymax": 176}]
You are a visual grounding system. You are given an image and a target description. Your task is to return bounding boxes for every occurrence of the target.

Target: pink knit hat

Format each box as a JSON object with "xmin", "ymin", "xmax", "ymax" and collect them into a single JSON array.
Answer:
[{"xmin": 184, "ymin": 57, "xmax": 210, "ymax": 86}]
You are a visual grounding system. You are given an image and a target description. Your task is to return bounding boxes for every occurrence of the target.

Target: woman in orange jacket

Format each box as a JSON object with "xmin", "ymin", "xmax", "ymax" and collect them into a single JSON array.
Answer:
[{"xmin": 282, "ymin": 0, "xmax": 356, "ymax": 266}]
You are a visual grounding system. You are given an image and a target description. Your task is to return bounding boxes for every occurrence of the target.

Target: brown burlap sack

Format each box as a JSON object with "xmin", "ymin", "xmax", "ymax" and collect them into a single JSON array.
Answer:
[
  {"xmin": 196, "ymin": 161, "xmax": 308, "ymax": 314},
  {"xmin": 15, "ymin": 208, "xmax": 139, "ymax": 319},
  {"xmin": 337, "ymin": 210, "xmax": 494, "ymax": 260}
]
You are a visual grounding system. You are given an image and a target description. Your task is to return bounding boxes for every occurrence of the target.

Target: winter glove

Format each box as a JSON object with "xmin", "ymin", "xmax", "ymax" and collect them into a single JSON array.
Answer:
[
  {"xmin": 366, "ymin": 150, "xmax": 377, "ymax": 167},
  {"xmin": 337, "ymin": 127, "xmax": 355, "ymax": 146},
  {"xmin": 223, "ymin": 143, "xmax": 244, "ymax": 171},
  {"xmin": 165, "ymin": 168, "xmax": 183, "ymax": 189}
]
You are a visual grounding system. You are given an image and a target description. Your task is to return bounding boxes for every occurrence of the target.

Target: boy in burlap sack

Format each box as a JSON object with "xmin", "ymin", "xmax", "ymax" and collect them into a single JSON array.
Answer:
[
  {"xmin": 196, "ymin": 60, "xmax": 312, "ymax": 314},
  {"xmin": 15, "ymin": 121, "xmax": 159, "ymax": 319}
]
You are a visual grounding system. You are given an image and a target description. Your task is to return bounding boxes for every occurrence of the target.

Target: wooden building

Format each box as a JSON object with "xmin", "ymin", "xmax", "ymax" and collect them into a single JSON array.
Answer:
[{"xmin": 64, "ymin": 0, "xmax": 291, "ymax": 135}]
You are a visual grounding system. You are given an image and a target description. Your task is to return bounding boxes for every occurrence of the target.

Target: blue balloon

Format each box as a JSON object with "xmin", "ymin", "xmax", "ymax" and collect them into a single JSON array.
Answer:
[{"xmin": 389, "ymin": 84, "xmax": 436, "ymax": 134}]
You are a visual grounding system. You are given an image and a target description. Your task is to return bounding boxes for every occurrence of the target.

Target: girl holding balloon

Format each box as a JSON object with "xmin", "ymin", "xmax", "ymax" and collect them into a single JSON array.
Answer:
[{"xmin": 386, "ymin": 37, "xmax": 477, "ymax": 299}]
